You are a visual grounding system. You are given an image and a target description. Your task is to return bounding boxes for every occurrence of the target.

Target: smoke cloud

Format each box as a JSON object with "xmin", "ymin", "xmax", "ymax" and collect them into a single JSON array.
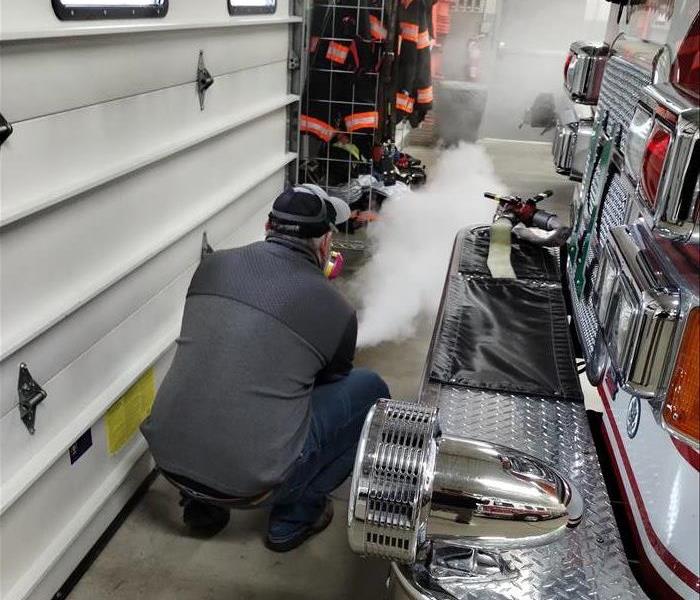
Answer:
[{"xmin": 353, "ymin": 143, "xmax": 507, "ymax": 347}]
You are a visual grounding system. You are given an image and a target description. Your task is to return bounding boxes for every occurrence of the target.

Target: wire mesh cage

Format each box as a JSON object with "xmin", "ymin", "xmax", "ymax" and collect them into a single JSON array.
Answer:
[{"xmin": 299, "ymin": 0, "xmax": 388, "ymax": 192}]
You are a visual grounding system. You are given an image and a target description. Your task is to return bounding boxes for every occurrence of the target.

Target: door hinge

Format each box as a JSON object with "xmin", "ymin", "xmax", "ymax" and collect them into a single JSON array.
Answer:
[
  {"xmin": 0, "ymin": 112, "xmax": 13, "ymax": 148},
  {"xmin": 197, "ymin": 51, "xmax": 214, "ymax": 111},
  {"xmin": 201, "ymin": 231, "xmax": 214, "ymax": 259},
  {"xmin": 18, "ymin": 363, "xmax": 47, "ymax": 435},
  {"xmin": 288, "ymin": 50, "xmax": 300, "ymax": 71}
]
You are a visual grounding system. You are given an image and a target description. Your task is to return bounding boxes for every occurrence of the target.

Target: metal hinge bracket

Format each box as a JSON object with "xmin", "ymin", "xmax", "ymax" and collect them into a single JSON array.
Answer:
[
  {"xmin": 196, "ymin": 51, "xmax": 214, "ymax": 111},
  {"xmin": 0, "ymin": 112, "xmax": 13, "ymax": 148},
  {"xmin": 201, "ymin": 231, "xmax": 214, "ymax": 259},
  {"xmin": 18, "ymin": 363, "xmax": 47, "ymax": 435},
  {"xmin": 288, "ymin": 50, "xmax": 300, "ymax": 71}
]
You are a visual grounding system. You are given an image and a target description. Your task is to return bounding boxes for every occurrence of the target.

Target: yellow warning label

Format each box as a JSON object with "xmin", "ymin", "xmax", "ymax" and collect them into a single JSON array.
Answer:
[{"xmin": 105, "ymin": 368, "xmax": 155, "ymax": 455}]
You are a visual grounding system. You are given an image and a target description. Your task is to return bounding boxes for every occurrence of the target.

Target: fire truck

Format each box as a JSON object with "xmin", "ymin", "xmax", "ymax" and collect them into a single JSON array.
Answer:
[
  {"xmin": 345, "ymin": 1, "xmax": 699, "ymax": 599},
  {"xmin": 554, "ymin": 2, "xmax": 699, "ymax": 598}
]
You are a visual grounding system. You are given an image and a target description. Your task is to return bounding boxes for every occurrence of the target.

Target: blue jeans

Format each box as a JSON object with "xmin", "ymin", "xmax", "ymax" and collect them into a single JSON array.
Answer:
[{"xmin": 267, "ymin": 368, "xmax": 390, "ymax": 541}]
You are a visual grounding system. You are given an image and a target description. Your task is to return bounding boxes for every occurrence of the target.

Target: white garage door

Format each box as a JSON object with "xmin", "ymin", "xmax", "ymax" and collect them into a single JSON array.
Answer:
[{"xmin": 0, "ymin": 1, "xmax": 302, "ymax": 598}]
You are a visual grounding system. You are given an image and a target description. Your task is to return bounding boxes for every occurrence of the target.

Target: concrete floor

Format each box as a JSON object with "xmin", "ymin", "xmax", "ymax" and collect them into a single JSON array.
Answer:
[{"xmin": 68, "ymin": 140, "xmax": 577, "ymax": 600}]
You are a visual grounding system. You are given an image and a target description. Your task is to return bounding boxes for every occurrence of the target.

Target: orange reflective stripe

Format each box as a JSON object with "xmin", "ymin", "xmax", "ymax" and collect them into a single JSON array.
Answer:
[
  {"xmin": 417, "ymin": 29, "xmax": 431, "ymax": 49},
  {"xmin": 395, "ymin": 92, "xmax": 414, "ymax": 113},
  {"xmin": 399, "ymin": 22, "xmax": 419, "ymax": 42},
  {"xmin": 325, "ymin": 41, "xmax": 349, "ymax": 64},
  {"xmin": 300, "ymin": 115, "xmax": 335, "ymax": 142},
  {"xmin": 344, "ymin": 111, "xmax": 379, "ymax": 131},
  {"xmin": 417, "ymin": 86, "xmax": 433, "ymax": 104},
  {"xmin": 369, "ymin": 15, "xmax": 387, "ymax": 40}
]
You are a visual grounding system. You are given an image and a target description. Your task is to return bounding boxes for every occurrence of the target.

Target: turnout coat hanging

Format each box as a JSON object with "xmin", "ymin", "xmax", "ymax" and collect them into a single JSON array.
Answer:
[{"xmin": 395, "ymin": 0, "xmax": 434, "ymax": 125}]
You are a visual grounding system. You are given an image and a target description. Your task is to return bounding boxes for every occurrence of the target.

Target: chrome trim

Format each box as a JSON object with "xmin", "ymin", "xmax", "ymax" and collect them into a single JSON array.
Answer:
[
  {"xmin": 428, "ymin": 542, "xmax": 518, "ymax": 585},
  {"xmin": 572, "ymin": 118, "xmax": 594, "ymax": 181},
  {"xmin": 586, "ymin": 331, "xmax": 610, "ymax": 386},
  {"xmin": 564, "ymin": 41, "xmax": 609, "ymax": 105},
  {"xmin": 639, "ymin": 83, "xmax": 700, "ymax": 241},
  {"xmin": 623, "ymin": 104, "xmax": 653, "ymax": 184},
  {"xmin": 553, "ymin": 105, "xmax": 594, "ymax": 182},
  {"xmin": 609, "ymin": 34, "xmax": 664, "ymax": 77},
  {"xmin": 552, "ymin": 115, "xmax": 576, "ymax": 176},
  {"xmin": 662, "ymin": 417, "xmax": 700, "ymax": 451},
  {"xmin": 626, "ymin": 396, "xmax": 641, "ymax": 439},
  {"xmin": 594, "ymin": 225, "xmax": 680, "ymax": 397}
]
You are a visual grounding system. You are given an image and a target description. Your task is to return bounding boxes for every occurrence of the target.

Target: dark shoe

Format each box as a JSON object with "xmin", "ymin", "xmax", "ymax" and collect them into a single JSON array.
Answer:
[
  {"xmin": 180, "ymin": 494, "xmax": 230, "ymax": 538},
  {"xmin": 265, "ymin": 498, "xmax": 334, "ymax": 552}
]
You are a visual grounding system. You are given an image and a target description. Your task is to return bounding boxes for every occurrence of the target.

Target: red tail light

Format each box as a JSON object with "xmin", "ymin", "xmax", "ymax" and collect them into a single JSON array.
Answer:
[
  {"xmin": 564, "ymin": 51, "xmax": 574, "ymax": 82},
  {"xmin": 641, "ymin": 121, "xmax": 671, "ymax": 208},
  {"xmin": 671, "ymin": 13, "xmax": 700, "ymax": 101}
]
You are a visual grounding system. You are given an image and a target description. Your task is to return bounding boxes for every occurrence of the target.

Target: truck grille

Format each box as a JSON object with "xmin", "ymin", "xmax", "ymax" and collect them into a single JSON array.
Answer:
[
  {"xmin": 600, "ymin": 174, "xmax": 634, "ymax": 242},
  {"xmin": 569, "ymin": 255, "xmax": 599, "ymax": 360},
  {"xmin": 597, "ymin": 56, "xmax": 651, "ymax": 152},
  {"xmin": 570, "ymin": 56, "xmax": 650, "ymax": 361}
]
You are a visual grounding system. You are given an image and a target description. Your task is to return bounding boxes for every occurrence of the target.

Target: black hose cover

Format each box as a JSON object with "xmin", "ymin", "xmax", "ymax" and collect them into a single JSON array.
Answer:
[{"xmin": 429, "ymin": 275, "xmax": 583, "ymax": 401}]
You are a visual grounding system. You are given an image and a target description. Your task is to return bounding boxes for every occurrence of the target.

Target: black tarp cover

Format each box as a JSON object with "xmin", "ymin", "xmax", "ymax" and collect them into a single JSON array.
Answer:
[{"xmin": 429, "ymin": 229, "xmax": 582, "ymax": 402}]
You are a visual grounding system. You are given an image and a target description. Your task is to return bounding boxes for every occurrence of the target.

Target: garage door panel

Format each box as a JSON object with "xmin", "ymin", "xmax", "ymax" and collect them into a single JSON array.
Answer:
[
  {"xmin": 0, "ymin": 403, "xmax": 160, "ymax": 600},
  {"xmin": 0, "ymin": 190, "xmax": 279, "ymax": 600},
  {"xmin": 1, "ymin": 109, "xmax": 289, "ymax": 361},
  {"xmin": 1, "ymin": 24, "xmax": 289, "ymax": 122},
  {"xmin": 0, "ymin": 170, "xmax": 283, "ymax": 515},
  {"xmin": 0, "ymin": 1, "xmax": 298, "ymax": 597},
  {"xmin": 0, "ymin": 170, "xmax": 282, "ymax": 422},
  {"xmin": 0, "ymin": 0, "xmax": 293, "ymax": 42},
  {"xmin": 1, "ymin": 60, "xmax": 295, "ymax": 225}
]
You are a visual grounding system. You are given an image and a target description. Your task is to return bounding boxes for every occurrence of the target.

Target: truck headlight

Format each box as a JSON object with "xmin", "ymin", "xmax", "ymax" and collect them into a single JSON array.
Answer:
[{"xmin": 347, "ymin": 399, "xmax": 584, "ymax": 564}]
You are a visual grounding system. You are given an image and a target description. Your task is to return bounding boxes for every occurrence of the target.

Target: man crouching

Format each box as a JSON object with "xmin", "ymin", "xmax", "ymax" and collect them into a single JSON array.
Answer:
[{"xmin": 141, "ymin": 184, "xmax": 389, "ymax": 552}]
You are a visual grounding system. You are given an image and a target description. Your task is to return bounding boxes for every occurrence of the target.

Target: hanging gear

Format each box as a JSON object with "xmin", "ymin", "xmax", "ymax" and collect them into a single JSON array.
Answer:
[
  {"xmin": 301, "ymin": 0, "xmax": 388, "ymax": 172},
  {"xmin": 394, "ymin": 0, "xmax": 433, "ymax": 125}
]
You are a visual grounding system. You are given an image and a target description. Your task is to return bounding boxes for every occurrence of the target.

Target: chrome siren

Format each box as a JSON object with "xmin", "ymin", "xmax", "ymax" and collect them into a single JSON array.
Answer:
[{"xmin": 348, "ymin": 399, "xmax": 584, "ymax": 564}]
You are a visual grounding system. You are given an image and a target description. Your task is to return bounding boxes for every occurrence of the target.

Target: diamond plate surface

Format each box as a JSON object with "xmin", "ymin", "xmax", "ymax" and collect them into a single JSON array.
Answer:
[{"xmin": 417, "ymin": 385, "xmax": 646, "ymax": 600}]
